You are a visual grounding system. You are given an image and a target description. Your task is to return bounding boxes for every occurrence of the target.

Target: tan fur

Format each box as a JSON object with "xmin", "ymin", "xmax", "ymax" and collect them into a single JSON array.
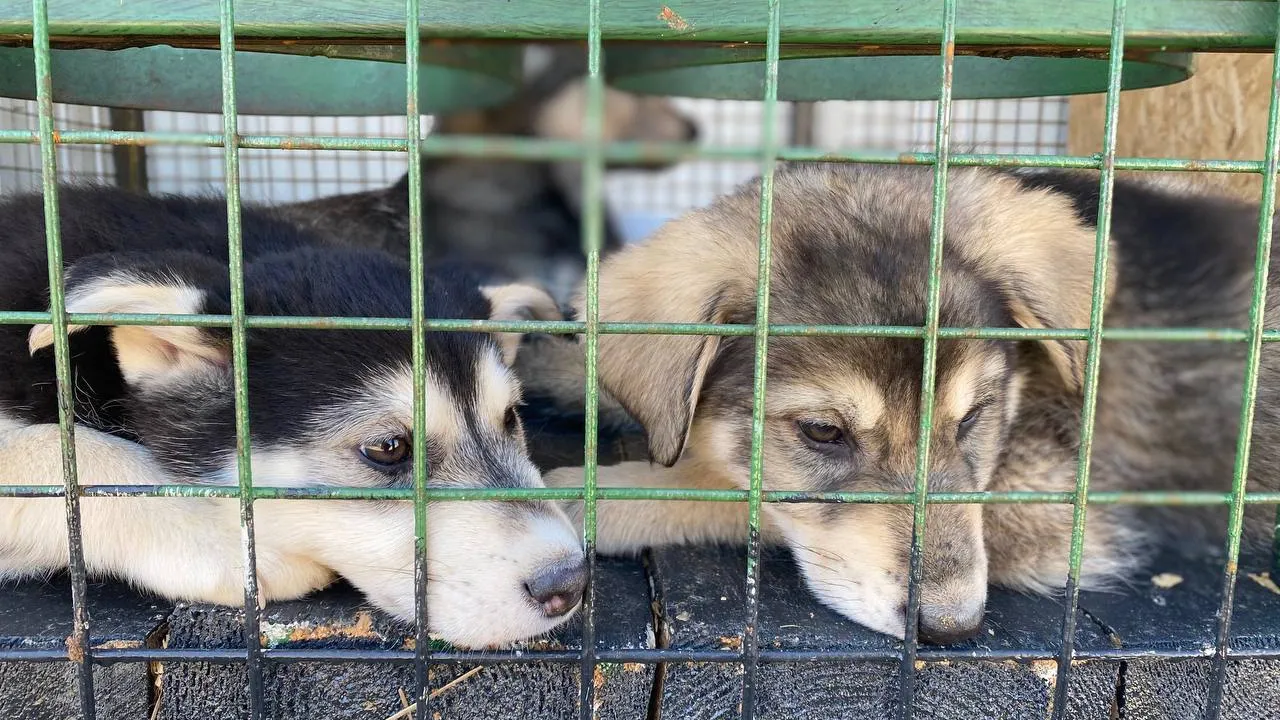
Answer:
[
  {"xmin": 28, "ymin": 276, "xmax": 227, "ymax": 387},
  {"xmin": 480, "ymin": 283, "xmax": 563, "ymax": 364},
  {"xmin": 3, "ymin": 281, "xmax": 584, "ymax": 649},
  {"xmin": 546, "ymin": 163, "xmax": 1266, "ymax": 643}
]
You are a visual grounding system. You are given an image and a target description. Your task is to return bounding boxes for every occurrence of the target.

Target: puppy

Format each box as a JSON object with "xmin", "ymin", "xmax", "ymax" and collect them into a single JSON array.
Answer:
[
  {"xmin": 275, "ymin": 43, "xmax": 700, "ymax": 309},
  {"xmin": 544, "ymin": 163, "xmax": 1279, "ymax": 644},
  {"xmin": 0, "ymin": 186, "xmax": 585, "ymax": 649}
]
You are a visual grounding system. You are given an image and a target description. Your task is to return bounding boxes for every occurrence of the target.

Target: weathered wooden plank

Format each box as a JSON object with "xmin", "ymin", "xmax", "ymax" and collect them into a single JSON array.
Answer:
[
  {"xmin": 156, "ymin": 559, "xmax": 655, "ymax": 720},
  {"xmin": 652, "ymin": 546, "xmax": 1117, "ymax": 720},
  {"xmin": 1077, "ymin": 542, "xmax": 1280, "ymax": 720},
  {"xmin": 0, "ymin": 0, "xmax": 1273, "ymax": 50},
  {"xmin": 0, "ymin": 577, "xmax": 168, "ymax": 720}
]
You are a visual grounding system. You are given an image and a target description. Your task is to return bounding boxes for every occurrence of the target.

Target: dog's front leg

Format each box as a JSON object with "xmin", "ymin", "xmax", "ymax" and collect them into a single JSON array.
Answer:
[
  {"xmin": 544, "ymin": 454, "xmax": 779, "ymax": 555},
  {"xmin": 0, "ymin": 423, "xmax": 330, "ymax": 607}
]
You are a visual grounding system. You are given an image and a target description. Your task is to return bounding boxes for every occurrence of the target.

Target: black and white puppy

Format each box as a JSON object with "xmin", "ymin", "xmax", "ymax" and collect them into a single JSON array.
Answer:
[{"xmin": 0, "ymin": 186, "xmax": 584, "ymax": 649}]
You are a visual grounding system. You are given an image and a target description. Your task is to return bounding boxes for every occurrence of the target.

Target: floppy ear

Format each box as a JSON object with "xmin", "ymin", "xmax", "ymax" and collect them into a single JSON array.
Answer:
[
  {"xmin": 584, "ymin": 208, "xmax": 756, "ymax": 466},
  {"xmin": 951, "ymin": 172, "xmax": 1118, "ymax": 393},
  {"xmin": 29, "ymin": 252, "xmax": 232, "ymax": 389},
  {"xmin": 481, "ymin": 283, "xmax": 564, "ymax": 365}
]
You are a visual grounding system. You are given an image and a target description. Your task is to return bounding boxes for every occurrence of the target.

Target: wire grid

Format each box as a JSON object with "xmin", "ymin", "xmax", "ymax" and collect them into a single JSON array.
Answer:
[
  {"xmin": 0, "ymin": 95, "xmax": 1067, "ymax": 231},
  {"xmin": 0, "ymin": 1, "xmax": 1279, "ymax": 720},
  {"xmin": 0, "ymin": 98, "xmax": 112, "ymax": 193}
]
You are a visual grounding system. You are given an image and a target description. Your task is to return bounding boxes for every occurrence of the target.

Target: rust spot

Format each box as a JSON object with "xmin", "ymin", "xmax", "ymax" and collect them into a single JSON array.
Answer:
[
  {"xmin": 50, "ymin": 130, "xmax": 61, "ymax": 143},
  {"xmin": 65, "ymin": 634, "xmax": 85, "ymax": 663},
  {"xmin": 623, "ymin": 662, "xmax": 646, "ymax": 673},
  {"xmin": 1029, "ymin": 659, "xmax": 1058, "ymax": 685},
  {"xmin": 260, "ymin": 610, "xmax": 383, "ymax": 647},
  {"xmin": 94, "ymin": 639, "xmax": 143, "ymax": 650},
  {"xmin": 289, "ymin": 609, "xmax": 378, "ymax": 642},
  {"xmin": 718, "ymin": 635, "xmax": 743, "ymax": 651},
  {"xmin": 658, "ymin": 6, "xmax": 690, "ymax": 31},
  {"xmin": 593, "ymin": 666, "xmax": 607, "ymax": 690}
]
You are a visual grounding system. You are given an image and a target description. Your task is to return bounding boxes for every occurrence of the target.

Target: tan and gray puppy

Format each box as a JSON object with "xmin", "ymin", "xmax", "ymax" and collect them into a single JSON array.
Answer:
[{"xmin": 545, "ymin": 163, "xmax": 1280, "ymax": 644}]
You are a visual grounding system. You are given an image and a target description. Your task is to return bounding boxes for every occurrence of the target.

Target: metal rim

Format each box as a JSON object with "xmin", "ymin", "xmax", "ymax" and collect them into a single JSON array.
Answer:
[
  {"xmin": 0, "ymin": 44, "xmax": 520, "ymax": 115},
  {"xmin": 606, "ymin": 50, "xmax": 1194, "ymax": 101}
]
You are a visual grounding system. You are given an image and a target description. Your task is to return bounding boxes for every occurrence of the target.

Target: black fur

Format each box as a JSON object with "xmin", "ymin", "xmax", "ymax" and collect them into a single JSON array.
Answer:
[{"xmin": 0, "ymin": 185, "xmax": 500, "ymax": 478}]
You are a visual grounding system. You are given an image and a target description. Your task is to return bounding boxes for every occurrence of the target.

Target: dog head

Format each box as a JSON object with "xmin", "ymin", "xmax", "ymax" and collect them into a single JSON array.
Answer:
[
  {"xmin": 29, "ymin": 246, "xmax": 583, "ymax": 648},
  {"xmin": 434, "ymin": 44, "xmax": 698, "ymax": 169},
  {"xmin": 583, "ymin": 163, "xmax": 1110, "ymax": 642}
]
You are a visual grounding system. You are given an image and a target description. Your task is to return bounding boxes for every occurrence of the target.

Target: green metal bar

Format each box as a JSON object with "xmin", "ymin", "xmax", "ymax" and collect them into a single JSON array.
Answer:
[
  {"xmin": 30, "ymin": 0, "xmax": 94, "ymax": 713},
  {"xmin": 1053, "ymin": 0, "xmax": 1126, "ymax": 714},
  {"xmin": 5, "ymin": 484, "xmax": 1280, "ymax": 506},
  {"xmin": 217, "ymin": 0, "xmax": 265, "ymax": 716},
  {"xmin": 4, "ymin": 311, "xmax": 1280, "ymax": 344},
  {"xmin": 1, "ymin": 126, "xmax": 1276, "ymax": 176},
  {"xmin": 1208, "ymin": 4, "xmax": 1280, "ymax": 714},
  {"xmin": 5, "ymin": 311, "xmax": 1280, "ymax": 345},
  {"xmin": 579, "ymin": 0, "xmax": 605, "ymax": 713},
  {"xmin": 401, "ymin": 0, "xmax": 431, "ymax": 710},
  {"xmin": 0, "ymin": 0, "xmax": 1276, "ymax": 48},
  {"xmin": 900, "ymin": 0, "xmax": 956, "ymax": 713},
  {"xmin": 741, "ymin": 0, "xmax": 783, "ymax": 714}
]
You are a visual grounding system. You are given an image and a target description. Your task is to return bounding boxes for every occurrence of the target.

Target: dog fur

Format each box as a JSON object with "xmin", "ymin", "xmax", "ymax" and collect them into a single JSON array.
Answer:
[
  {"xmin": 0, "ymin": 185, "xmax": 586, "ymax": 649},
  {"xmin": 543, "ymin": 163, "xmax": 1280, "ymax": 644},
  {"xmin": 274, "ymin": 44, "xmax": 699, "ymax": 309}
]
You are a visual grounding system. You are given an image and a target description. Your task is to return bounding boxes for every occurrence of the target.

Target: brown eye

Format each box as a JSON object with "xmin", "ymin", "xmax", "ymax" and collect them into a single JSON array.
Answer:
[
  {"xmin": 504, "ymin": 406, "xmax": 521, "ymax": 434},
  {"xmin": 798, "ymin": 420, "xmax": 846, "ymax": 446},
  {"xmin": 359, "ymin": 436, "xmax": 411, "ymax": 468}
]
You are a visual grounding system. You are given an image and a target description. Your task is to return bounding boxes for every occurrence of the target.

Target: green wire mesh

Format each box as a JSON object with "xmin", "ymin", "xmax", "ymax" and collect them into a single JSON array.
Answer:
[{"xmin": 7, "ymin": 1, "xmax": 1280, "ymax": 719}]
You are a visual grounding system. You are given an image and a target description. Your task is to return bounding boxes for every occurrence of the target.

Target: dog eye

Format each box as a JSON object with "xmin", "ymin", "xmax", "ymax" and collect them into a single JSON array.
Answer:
[
  {"xmin": 957, "ymin": 404, "xmax": 985, "ymax": 439},
  {"xmin": 797, "ymin": 420, "xmax": 846, "ymax": 446},
  {"xmin": 359, "ymin": 436, "xmax": 411, "ymax": 468},
  {"xmin": 504, "ymin": 406, "xmax": 520, "ymax": 434}
]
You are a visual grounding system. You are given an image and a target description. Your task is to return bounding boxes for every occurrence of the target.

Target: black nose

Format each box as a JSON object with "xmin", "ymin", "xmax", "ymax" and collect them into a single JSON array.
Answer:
[
  {"xmin": 524, "ymin": 556, "xmax": 587, "ymax": 618},
  {"xmin": 684, "ymin": 120, "xmax": 700, "ymax": 142},
  {"xmin": 917, "ymin": 610, "xmax": 983, "ymax": 646}
]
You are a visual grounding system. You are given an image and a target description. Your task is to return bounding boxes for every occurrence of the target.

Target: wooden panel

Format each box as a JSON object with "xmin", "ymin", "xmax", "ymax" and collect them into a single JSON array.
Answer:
[{"xmin": 1067, "ymin": 53, "xmax": 1275, "ymax": 200}]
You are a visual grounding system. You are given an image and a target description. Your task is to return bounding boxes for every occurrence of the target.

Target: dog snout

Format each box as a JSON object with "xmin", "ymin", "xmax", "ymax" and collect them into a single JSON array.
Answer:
[
  {"xmin": 917, "ymin": 601, "xmax": 984, "ymax": 645},
  {"xmin": 524, "ymin": 555, "xmax": 587, "ymax": 618}
]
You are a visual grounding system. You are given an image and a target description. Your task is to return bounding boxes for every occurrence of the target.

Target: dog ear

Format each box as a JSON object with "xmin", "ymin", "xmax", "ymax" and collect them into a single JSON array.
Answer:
[
  {"xmin": 29, "ymin": 251, "xmax": 232, "ymax": 389},
  {"xmin": 951, "ymin": 172, "xmax": 1117, "ymax": 393},
  {"xmin": 583, "ymin": 211, "xmax": 756, "ymax": 467},
  {"xmin": 481, "ymin": 283, "xmax": 564, "ymax": 365}
]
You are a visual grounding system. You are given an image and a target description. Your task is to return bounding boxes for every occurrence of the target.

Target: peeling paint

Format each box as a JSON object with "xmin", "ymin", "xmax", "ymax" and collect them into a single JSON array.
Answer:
[{"xmin": 658, "ymin": 6, "xmax": 690, "ymax": 32}]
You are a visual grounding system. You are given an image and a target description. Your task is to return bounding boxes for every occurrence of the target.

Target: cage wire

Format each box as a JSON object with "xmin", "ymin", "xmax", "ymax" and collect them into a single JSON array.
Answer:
[
  {"xmin": 0, "ymin": 95, "xmax": 1070, "ymax": 234},
  {"xmin": 3, "ymin": 0, "xmax": 1280, "ymax": 718}
]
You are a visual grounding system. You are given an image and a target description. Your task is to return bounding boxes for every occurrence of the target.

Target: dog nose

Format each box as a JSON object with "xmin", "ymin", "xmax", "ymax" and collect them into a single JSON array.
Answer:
[
  {"xmin": 917, "ymin": 605, "xmax": 983, "ymax": 646},
  {"xmin": 685, "ymin": 120, "xmax": 700, "ymax": 142},
  {"xmin": 524, "ymin": 556, "xmax": 587, "ymax": 618}
]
